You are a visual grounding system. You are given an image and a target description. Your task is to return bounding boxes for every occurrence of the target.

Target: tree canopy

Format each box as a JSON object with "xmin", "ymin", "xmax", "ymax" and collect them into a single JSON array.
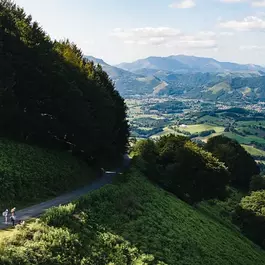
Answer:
[
  {"xmin": 0, "ymin": 0, "xmax": 129, "ymax": 165},
  {"xmin": 133, "ymin": 135, "xmax": 230, "ymax": 203},
  {"xmin": 233, "ymin": 190, "xmax": 265, "ymax": 248},
  {"xmin": 205, "ymin": 135, "xmax": 260, "ymax": 189}
]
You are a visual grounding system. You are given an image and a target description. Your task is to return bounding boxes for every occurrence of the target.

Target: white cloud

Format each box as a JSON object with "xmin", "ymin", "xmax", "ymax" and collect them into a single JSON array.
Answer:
[
  {"xmin": 219, "ymin": 16, "xmax": 265, "ymax": 31},
  {"xmin": 219, "ymin": 31, "xmax": 235, "ymax": 36},
  {"xmin": 110, "ymin": 27, "xmax": 218, "ymax": 50},
  {"xmin": 220, "ymin": 0, "xmax": 245, "ymax": 2},
  {"xmin": 198, "ymin": 31, "xmax": 217, "ymax": 37},
  {"xmin": 252, "ymin": 0, "xmax": 265, "ymax": 7},
  {"xmin": 131, "ymin": 27, "xmax": 181, "ymax": 38},
  {"xmin": 220, "ymin": 0, "xmax": 265, "ymax": 6},
  {"xmin": 240, "ymin": 45, "xmax": 265, "ymax": 50},
  {"xmin": 169, "ymin": 0, "xmax": 196, "ymax": 9}
]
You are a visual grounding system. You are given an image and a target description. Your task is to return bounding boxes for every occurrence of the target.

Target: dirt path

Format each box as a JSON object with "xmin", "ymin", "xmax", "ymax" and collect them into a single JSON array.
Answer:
[{"xmin": 0, "ymin": 155, "xmax": 130, "ymax": 229}]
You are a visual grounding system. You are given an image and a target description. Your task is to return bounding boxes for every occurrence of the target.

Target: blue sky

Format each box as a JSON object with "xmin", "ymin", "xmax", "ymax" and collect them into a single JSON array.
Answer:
[{"xmin": 15, "ymin": 0, "xmax": 265, "ymax": 65}]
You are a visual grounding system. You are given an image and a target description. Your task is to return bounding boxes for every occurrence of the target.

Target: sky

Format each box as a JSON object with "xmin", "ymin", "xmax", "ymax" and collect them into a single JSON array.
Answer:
[{"xmin": 14, "ymin": 0, "xmax": 265, "ymax": 65}]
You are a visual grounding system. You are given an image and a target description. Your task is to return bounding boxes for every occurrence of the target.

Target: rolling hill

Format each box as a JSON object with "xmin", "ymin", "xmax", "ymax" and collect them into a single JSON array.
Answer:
[
  {"xmin": 85, "ymin": 56, "xmax": 166, "ymax": 96},
  {"xmin": 117, "ymin": 55, "xmax": 265, "ymax": 73},
  {"xmin": 2, "ymin": 165, "xmax": 265, "ymax": 264},
  {"xmin": 86, "ymin": 55, "xmax": 265, "ymax": 102}
]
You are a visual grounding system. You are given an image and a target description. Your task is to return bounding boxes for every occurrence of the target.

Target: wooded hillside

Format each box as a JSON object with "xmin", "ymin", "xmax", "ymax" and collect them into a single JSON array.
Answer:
[{"xmin": 0, "ymin": 0, "xmax": 129, "ymax": 166}]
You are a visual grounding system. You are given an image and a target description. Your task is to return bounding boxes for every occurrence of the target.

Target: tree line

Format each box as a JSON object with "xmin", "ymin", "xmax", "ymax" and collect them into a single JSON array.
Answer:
[
  {"xmin": 0, "ymin": 0, "xmax": 129, "ymax": 166},
  {"xmin": 132, "ymin": 134, "xmax": 265, "ymax": 248}
]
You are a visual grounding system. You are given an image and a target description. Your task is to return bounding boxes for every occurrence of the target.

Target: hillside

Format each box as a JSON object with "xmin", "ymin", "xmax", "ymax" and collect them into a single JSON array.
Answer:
[
  {"xmin": 1, "ymin": 1, "xmax": 129, "ymax": 163},
  {"xmin": 85, "ymin": 56, "xmax": 166, "ymax": 96},
  {"xmin": 1, "ymin": 166, "xmax": 265, "ymax": 265},
  {"xmin": 86, "ymin": 55, "xmax": 265, "ymax": 102},
  {"xmin": 0, "ymin": 0, "xmax": 129, "ymax": 210},
  {"xmin": 0, "ymin": 138, "xmax": 96, "ymax": 210}
]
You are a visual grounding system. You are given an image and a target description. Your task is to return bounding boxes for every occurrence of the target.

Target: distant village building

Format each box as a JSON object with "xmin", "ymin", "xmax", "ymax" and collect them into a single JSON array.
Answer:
[{"xmin": 179, "ymin": 124, "xmax": 187, "ymax": 128}]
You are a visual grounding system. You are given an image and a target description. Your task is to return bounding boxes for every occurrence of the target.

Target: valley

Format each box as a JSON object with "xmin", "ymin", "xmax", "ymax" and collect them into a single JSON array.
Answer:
[
  {"xmin": 86, "ymin": 55, "xmax": 265, "ymax": 168},
  {"xmin": 127, "ymin": 97, "xmax": 265, "ymax": 167}
]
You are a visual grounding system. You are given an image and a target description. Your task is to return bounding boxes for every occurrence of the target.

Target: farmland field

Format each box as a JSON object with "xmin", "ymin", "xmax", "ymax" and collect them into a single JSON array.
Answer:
[
  {"xmin": 127, "ymin": 98, "xmax": 265, "ymax": 167},
  {"xmin": 176, "ymin": 124, "xmax": 225, "ymax": 134},
  {"xmin": 242, "ymin": 145, "xmax": 265, "ymax": 157}
]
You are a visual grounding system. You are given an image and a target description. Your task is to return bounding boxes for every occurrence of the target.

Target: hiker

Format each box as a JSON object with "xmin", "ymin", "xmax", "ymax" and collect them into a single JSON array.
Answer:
[
  {"xmin": 2, "ymin": 209, "xmax": 8, "ymax": 224},
  {"xmin": 10, "ymin": 207, "xmax": 16, "ymax": 226},
  {"xmin": 11, "ymin": 207, "xmax": 16, "ymax": 216},
  {"xmin": 10, "ymin": 215, "xmax": 16, "ymax": 226}
]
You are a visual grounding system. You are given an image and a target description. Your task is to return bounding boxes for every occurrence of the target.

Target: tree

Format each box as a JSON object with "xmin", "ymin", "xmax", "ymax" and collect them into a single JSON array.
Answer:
[
  {"xmin": 205, "ymin": 135, "xmax": 260, "ymax": 189},
  {"xmin": 156, "ymin": 135, "xmax": 230, "ymax": 203},
  {"xmin": 250, "ymin": 175, "xmax": 265, "ymax": 192},
  {"xmin": 132, "ymin": 139, "xmax": 159, "ymax": 179},
  {"xmin": 134, "ymin": 135, "xmax": 230, "ymax": 203},
  {"xmin": 0, "ymin": 0, "xmax": 129, "ymax": 165},
  {"xmin": 233, "ymin": 190, "xmax": 265, "ymax": 248}
]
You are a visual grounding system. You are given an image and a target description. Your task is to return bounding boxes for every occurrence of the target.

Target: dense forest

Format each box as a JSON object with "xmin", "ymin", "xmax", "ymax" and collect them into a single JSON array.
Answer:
[{"xmin": 0, "ymin": 0, "xmax": 129, "ymax": 166}]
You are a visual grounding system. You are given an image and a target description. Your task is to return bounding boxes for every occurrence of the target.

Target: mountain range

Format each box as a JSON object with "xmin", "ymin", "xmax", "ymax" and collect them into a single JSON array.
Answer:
[
  {"xmin": 85, "ymin": 55, "xmax": 265, "ymax": 102},
  {"xmin": 117, "ymin": 55, "xmax": 265, "ymax": 74}
]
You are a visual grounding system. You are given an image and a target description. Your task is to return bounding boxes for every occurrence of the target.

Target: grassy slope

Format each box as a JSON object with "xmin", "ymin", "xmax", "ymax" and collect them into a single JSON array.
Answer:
[
  {"xmin": 242, "ymin": 144, "xmax": 265, "ymax": 157},
  {"xmin": 76, "ymin": 167, "xmax": 265, "ymax": 265},
  {"xmin": 0, "ymin": 138, "xmax": 96, "ymax": 210},
  {"xmin": 1, "ymin": 166, "xmax": 265, "ymax": 264},
  {"xmin": 224, "ymin": 132, "xmax": 265, "ymax": 145},
  {"xmin": 178, "ymin": 124, "xmax": 225, "ymax": 134}
]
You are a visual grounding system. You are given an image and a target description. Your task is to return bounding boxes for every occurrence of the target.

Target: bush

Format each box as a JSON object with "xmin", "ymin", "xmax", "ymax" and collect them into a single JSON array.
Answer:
[
  {"xmin": 0, "ymin": 207, "xmax": 164, "ymax": 265},
  {"xmin": 205, "ymin": 135, "xmax": 260, "ymax": 189},
  {"xmin": 233, "ymin": 190, "xmax": 265, "ymax": 248},
  {"xmin": 241, "ymin": 190, "xmax": 265, "ymax": 216},
  {"xmin": 133, "ymin": 135, "xmax": 230, "ymax": 203}
]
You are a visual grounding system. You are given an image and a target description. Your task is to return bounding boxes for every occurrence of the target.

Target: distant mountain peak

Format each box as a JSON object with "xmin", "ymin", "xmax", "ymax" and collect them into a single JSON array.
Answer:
[{"xmin": 85, "ymin": 56, "xmax": 108, "ymax": 65}]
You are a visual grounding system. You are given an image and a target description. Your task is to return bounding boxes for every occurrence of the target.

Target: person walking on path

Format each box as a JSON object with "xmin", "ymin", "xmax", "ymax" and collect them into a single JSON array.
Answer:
[
  {"xmin": 10, "ymin": 207, "xmax": 16, "ymax": 226},
  {"xmin": 2, "ymin": 209, "xmax": 8, "ymax": 224},
  {"xmin": 11, "ymin": 207, "xmax": 16, "ymax": 216}
]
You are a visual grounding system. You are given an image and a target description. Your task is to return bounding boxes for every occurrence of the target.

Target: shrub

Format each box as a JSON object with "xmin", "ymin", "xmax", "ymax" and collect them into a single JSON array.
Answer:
[
  {"xmin": 233, "ymin": 190, "xmax": 265, "ymax": 248},
  {"xmin": 205, "ymin": 135, "xmax": 260, "ymax": 189},
  {"xmin": 133, "ymin": 135, "xmax": 230, "ymax": 203}
]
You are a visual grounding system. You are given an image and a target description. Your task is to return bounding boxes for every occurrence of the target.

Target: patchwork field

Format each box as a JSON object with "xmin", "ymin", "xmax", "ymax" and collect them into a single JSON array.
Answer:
[
  {"xmin": 242, "ymin": 145, "xmax": 265, "ymax": 157},
  {"xmin": 176, "ymin": 124, "xmax": 225, "ymax": 134}
]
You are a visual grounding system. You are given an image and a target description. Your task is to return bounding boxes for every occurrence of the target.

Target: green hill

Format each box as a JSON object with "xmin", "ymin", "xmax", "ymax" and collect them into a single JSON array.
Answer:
[
  {"xmin": 0, "ymin": 138, "xmax": 97, "ymax": 210},
  {"xmin": 1, "ymin": 165, "xmax": 265, "ymax": 265}
]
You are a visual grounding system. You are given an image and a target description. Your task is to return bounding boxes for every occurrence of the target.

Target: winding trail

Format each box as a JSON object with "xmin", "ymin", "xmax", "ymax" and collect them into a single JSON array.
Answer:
[{"xmin": 0, "ymin": 155, "xmax": 130, "ymax": 230}]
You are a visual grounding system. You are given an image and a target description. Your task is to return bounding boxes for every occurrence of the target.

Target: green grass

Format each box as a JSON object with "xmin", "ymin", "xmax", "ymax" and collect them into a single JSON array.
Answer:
[
  {"xmin": 151, "ymin": 127, "xmax": 186, "ymax": 139},
  {"xmin": 0, "ymin": 138, "xmax": 97, "ymax": 210},
  {"xmin": 177, "ymin": 124, "xmax": 225, "ymax": 134},
  {"xmin": 223, "ymin": 132, "xmax": 265, "ymax": 145},
  {"xmin": 242, "ymin": 144, "xmax": 265, "ymax": 157},
  {"xmin": 208, "ymin": 82, "xmax": 231, "ymax": 94},
  {"xmin": 236, "ymin": 121, "xmax": 265, "ymax": 127},
  {"xmin": 2, "ymin": 166, "xmax": 265, "ymax": 264},
  {"xmin": 151, "ymin": 124, "xmax": 225, "ymax": 139}
]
